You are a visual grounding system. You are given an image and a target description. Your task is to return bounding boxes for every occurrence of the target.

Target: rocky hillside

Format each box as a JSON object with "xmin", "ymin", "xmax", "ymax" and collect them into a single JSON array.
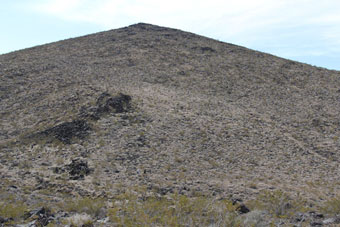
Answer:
[{"xmin": 0, "ymin": 23, "xmax": 339, "ymax": 226}]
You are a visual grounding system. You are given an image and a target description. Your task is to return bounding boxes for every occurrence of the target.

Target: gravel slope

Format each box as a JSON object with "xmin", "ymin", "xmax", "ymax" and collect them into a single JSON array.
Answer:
[{"xmin": 0, "ymin": 23, "xmax": 339, "ymax": 226}]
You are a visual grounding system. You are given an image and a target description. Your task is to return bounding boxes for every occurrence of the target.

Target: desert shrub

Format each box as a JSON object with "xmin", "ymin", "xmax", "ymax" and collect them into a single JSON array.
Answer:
[
  {"xmin": 62, "ymin": 213, "xmax": 93, "ymax": 226},
  {"xmin": 62, "ymin": 197, "xmax": 105, "ymax": 217},
  {"xmin": 0, "ymin": 201, "xmax": 28, "ymax": 221},
  {"xmin": 242, "ymin": 210, "xmax": 268, "ymax": 227},
  {"xmin": 247, "ymin": 190, "xmax": 306, "ymax": 218},
  {"xmin": 108, "ymin": 192, "xmax": 241, "ymax": 226},
  {"xmin": 320, "ymin": 195, "xmax": 340, "ymax": 215}
]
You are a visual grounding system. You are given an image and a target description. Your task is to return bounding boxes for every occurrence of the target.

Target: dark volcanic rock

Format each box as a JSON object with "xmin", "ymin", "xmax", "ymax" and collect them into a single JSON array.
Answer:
[
  {"xmin": 195, "ymin": 46, "xmax": 217, "ymax": 53},
  {"xmin": 24, "ymin": 207, "xmax": 53, "ymax": 226},
  {"xmin": 41, "ymin": 119, "xmax": 91, "ymax": 144},
  {"xmin": 323, "ymin": 217, "xmax": 340, "ymax": 225},
  {"xmin": 33, "ymin": 93, "xmax": 131, "ymax": 145},
  {"xmin": 52, "ymin": 166, "xmax": 65, "ymax": 174},
  {"xmin": 0, "ymin": 217, "xmax": 12, "ymax": 224},
  {"xmin": 236, "ymin": 203, "xmax": 250, "ymax": 214},
  {"xmin": 310, "ymin": 221, "xmax": 323, "ymax": 226},
  {"xmin": 0, "ymin": 216, "xmax": 6, "ymax": 223},
  {"xmin": 94, "ymin": 92, "xmax": 131, "ymax": 119},
  {"xmin": 66, "ymin": 159, "xmax": 92, "ymax": 180},
  {"xmin": 52, "ymin": 159, "xmax": 92, "ymax": 180},
  {"xmin": 79, "ymin": 93, "xmax": 132, "ymax": 120}
]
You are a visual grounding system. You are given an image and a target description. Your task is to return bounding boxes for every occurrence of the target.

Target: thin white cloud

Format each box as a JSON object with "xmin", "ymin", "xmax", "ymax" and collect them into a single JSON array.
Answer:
[
  {"xmin": 29, "ymin": 0, "xmax": 340, "ymax": 35},
  {"xmin": 29, "ymin": 0, "xmax": 288, "ymax": 30},
  {"xmin": 27, "ymin": 0, "xmax": 340, "ymax": 65}
]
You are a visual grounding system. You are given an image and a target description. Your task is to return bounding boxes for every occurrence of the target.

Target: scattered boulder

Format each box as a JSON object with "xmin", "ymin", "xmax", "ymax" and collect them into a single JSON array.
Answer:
[
  {"xmin": 231, "ymin": 198, "xmax": 250, "ymax": 214},
  {"xmin": 24, "ymin": 207, "xmax": 53, "ymax": 226},
  {"xmin": 292, "ymin": 211, "xmax": 338, "ymax": 226},
  {"xmin": 53, "ymin": 159, "xmax": 92, "ymax": 180},
  {"xmin": 66, "ymin": 159, "xmax": 92, "ymax": 180},
  {"xmin": 52, "ymin": 166, "xmax": 65, "ymax": 174},
  {"xmin": 309, "ymin": 211, "xmax": 324, "ymax": 219},
  {"xmin": 0, "ymin": 216, "xmax": 6, "ymax": 224},
  {"xmin": 323, "ymin": 217, "xmax": 340, "ymax": 225},
  {"xmin": 34, "ymin": 176, "xmax": 51, "ymax": 190},
  {"xmin": 310, "ymin": 221, "xmax": 323, "ymax": 226},
  {"xmin": 192, "ymin": 46, "xmax": 216, "ymax": 53},
  {"xmin": 294, "ymin": 212, "xmax": 307, "ymax": 222},
  {"xmin": 79, "ymin": 92, "xmax": 132, "ymax": 120},
  {"xmin": 200, "ymin": 47, "xmax": 216, "ymax": 53},
  {"xmin": 236, "ymin": 204, "xmax": 250, "ymax": 214},
  {"xmin": 92, "ymin": 92, "xmax": 131, "ymax": 120},
  {"xmin": 157, "ymin": 187, "xmax": 174, "ymax": 196},
  {"xmin": 31, "ymin": 92, "xmax": 131, "ymax": 145}
]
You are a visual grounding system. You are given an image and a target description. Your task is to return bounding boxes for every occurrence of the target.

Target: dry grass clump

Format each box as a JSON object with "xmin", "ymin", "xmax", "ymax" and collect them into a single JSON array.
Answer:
[
  {"xmin": 61, "ymin": 197, "xmax": 105, "ymax": 217},
  {"xmin": 320, "ymin": 194, "xmax": 340, "ymax": 216},
  {"xmin": 108, "ymin": 192, "xmax": 241, "ymax": 226},
  {"xmin": 0, "ymin": 196, "xmax": 28, "ymax": 224},
  {"xmin": 62, "ymin": 213, "xmax": 94, "ymax": 227},
  {"xmin": 0, "ymin": 200, "xmax": 28, "ymax": 223},
  {"xmin": 247, "ymin": 190, "xmax": 308, "ymax": 219}
]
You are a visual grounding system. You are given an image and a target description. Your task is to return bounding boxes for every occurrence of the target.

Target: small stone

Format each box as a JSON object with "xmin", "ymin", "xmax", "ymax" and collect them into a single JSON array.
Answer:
[
  {"xmin": 237, "ymin": 204, "xmax": 250, "ymax": 214},
  {"xmin": 82, "ymin": 222, "xmax": 94, "ymax": 227},
  {"xmin": 24, "ymin": 207, "xmax": 53, "ymax": 226},
  {"xmin": 96, "ymin": 207, "xmax": 107, "ymax": 219},
  {"xmin": 97, "ymin": 217, "xmax": 109, "ymax": 224},
  {"xmin": 323, "ymin": 217, "xmax": 340, "ymax": 224},
  {"xmin": 295, "ymin": 212, "xmax": 306, "ymax": 222},
  {"xmin": 323, "ymin": 218, "xmax": 335, "ymax": 224},
  {"xmin": 17, "ymin": 220, "xmax": 36, "ymax": 227},
  {"xmin": 310, "ymin": 221, "xmax": 323, "ymax": 226},
  {"xmin": 309, "ymin": 211, "xmax": 324, "ymax": 219}
]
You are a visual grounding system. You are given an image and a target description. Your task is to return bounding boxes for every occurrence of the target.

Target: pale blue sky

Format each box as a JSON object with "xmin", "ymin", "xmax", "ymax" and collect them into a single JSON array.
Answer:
[{"xmin": 1, "ymin": 0, "xmax": 340, "ymax": 70}]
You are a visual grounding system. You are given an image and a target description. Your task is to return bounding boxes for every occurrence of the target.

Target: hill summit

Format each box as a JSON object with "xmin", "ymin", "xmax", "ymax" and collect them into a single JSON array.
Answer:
[{"xmin": 0, "ymin": 23, "xmax": 339, "ymax": 226}]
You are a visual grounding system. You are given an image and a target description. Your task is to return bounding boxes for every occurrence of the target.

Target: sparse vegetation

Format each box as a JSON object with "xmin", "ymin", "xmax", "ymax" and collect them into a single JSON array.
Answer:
[
  {"xmin": 247, "ymin": 190, "xmax": 308, "ymax": 218},
  {"xmin": 0, "ymin": 23, "xmax": 339, "ymax": 226},
  {"xmin": 61, "ymin": 197, "xmax": 105, "ymax": 217},
  {"xmin": 320, "ymin": 195, "xmax": 340, "ymax": 215},
  {"xmin": 0, "ymin": 201, "xmax": 28, "ymax": 223},
  {"xmin": 108, "ymin": 192, "xmax": 240, "ymax": 226},
  {"xmin": 63, "ymin": 213, "xmax": 93, "ymax": 227}
]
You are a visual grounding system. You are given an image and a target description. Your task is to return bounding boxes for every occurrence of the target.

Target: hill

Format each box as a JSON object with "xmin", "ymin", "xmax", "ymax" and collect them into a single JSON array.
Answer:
[{"xmin": 0, "ymin": 23, "xmax": 339, "ymax": 226}]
